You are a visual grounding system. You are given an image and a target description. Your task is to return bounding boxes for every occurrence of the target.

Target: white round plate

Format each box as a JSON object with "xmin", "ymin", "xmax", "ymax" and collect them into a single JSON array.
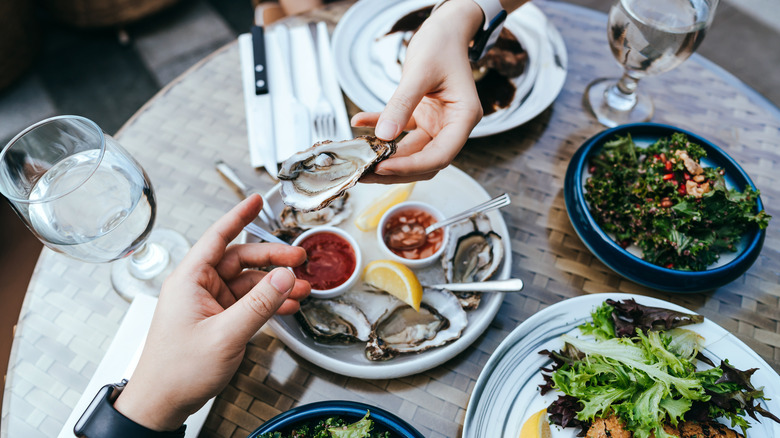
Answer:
[
  {"xmin": 243, "ymin": 165, "xmax": 510, "ymax": 379},
  {"xmin": 332, "ymin": 1, "xmax": 567, "ymax": 137},
  {"xmin": 463, "ymin": 293, "xmax": 780, "ymax": 437}
]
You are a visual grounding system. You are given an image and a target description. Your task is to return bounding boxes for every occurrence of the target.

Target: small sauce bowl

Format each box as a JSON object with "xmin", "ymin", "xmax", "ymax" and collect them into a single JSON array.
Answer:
[
  {"xmin": 292, "ymin": 226, "xmax": 362, "ymax": 299},
  {"xmin": 377, "ymin": 201, "xmax": 448, "ymax": 268}
]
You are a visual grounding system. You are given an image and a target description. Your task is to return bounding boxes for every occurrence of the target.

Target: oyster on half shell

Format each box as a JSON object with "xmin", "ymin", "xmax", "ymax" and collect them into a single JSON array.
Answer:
[
  {"xmin": 278, "ymin": 136, "xmax": 395, "ymax": 212},
  {"xmin": 442, "ymin": 213, "xmax": 505, "ymax": 310},
  {"xmin": 279, "ymin": 193, "xmax": 352, "ymax": 229}
]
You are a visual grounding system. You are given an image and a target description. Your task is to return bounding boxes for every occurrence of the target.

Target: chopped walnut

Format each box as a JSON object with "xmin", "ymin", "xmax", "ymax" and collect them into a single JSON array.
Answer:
[
  {"xmin": 686, "ymin": 180, "xmax": 711, "ymax": 197},
  {"xmin": 693, "ymin": 174, "xmax": 706, "ymax": 183},
  {"xmin": 684, "ymin": 156, "xmax": 704, "ymax": 175}
]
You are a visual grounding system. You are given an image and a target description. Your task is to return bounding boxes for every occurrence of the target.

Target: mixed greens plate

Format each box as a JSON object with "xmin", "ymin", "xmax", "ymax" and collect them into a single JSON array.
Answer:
[{"xmin": 462, "ymin": 293, "xmax": 780, "ymax": 438}]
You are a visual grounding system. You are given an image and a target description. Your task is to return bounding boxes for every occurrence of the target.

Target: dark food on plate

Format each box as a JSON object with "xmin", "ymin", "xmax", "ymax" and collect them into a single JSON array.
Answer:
[
  {"xmin": 584, "ymin": 133, "xmax": 770, "ymax": 271},
  {"xmin": 385, "ymin": 6, "xmax": 528, "ymax": 115},
  {"xmin": 539, "ymin": 299, "xmax": 780, "ymax": 438},
  {"xmin": 257, "ymin": 411, "xmax": 391, "ymax": 438}
]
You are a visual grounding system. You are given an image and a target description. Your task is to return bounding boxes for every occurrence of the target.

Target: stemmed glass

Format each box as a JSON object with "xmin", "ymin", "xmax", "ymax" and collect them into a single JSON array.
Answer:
[
  {"xmin": 584, "ymin": 0, "xmax": 719, "ymax": 127},
  {"xmin": 0, "ymin": 115, "xmax": 190, "ymax": 301}
]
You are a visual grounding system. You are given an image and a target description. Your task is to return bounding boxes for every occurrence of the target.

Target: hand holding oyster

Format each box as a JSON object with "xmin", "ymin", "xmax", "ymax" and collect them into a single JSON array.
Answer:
[{"xmin": 278, "ymin": 136, "xmax": 396, "ymax": 212}]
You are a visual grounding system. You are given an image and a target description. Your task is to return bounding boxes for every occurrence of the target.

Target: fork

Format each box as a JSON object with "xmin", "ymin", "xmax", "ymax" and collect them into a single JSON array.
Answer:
[
  {"xmin": 312, "ymin": 94, "xmax": 337, "ymax": 142},
  {"xmin": 244, "ymin": 222, "xmax": 289, "ymax": 245},
  {"xmin": 308, "ymin": 22, "xmax": 337, "ymax": 142}
]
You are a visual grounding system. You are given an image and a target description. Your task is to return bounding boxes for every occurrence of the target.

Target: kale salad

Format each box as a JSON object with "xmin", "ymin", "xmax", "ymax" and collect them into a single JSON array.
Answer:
[
  {"xmin": 584, "ymin": 132, "xmax": 770, "ymax": 270},
  {"xmin": 258, "ymin": 411, "xmax": 391, "ymax": 438}
]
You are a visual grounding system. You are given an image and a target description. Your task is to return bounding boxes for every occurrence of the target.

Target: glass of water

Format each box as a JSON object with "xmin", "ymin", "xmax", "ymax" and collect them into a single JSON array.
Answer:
[
  {"xmin": 0, "ymin": 115, "xmax": 190, "ymax": 301},
  {"xmin": 584, "ymin": 0, "xmax": 719, "ymax": 127}
]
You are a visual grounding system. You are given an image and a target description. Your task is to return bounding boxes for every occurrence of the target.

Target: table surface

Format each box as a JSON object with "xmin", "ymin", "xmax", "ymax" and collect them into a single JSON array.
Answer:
[{"xmin": 4, "ymin": 1, "xmax": 780, "ymax": 437}]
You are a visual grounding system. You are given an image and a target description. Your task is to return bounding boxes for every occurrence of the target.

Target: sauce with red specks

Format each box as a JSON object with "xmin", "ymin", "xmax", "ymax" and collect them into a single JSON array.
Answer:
[
  {"xmin": 293, "ymin": 232, "xmax": 356, "ymax": 290},
  {"xmin": 383, "ymin": 208, "xmax": 443, "ymax": 259}
]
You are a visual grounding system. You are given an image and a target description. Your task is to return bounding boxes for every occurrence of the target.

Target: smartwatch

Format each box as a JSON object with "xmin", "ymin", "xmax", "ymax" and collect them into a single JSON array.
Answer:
[
  {"xmin": 433, "ymin": 0, "xmax": 508, "ymax": 62},
  {"xmin": 74, "ymin": 380, "xmax": 186, "ymax": 438}
]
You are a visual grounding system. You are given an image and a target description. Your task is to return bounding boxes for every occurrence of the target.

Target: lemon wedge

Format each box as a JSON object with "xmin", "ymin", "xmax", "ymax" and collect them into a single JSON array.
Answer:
[
  {"xmin": 519, "ymin": 408, "xmax": 551, "ymax": 438},
  {"xmin": 354, "ymin": 183, "xmax": 416, "ymax": 231},
  {"xmin": 363, "ymin": 260, "xmax": 423, "ymax": 311}
]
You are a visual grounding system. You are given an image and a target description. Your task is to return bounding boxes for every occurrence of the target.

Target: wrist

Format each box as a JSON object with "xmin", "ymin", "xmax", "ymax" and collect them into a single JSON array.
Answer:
[
  {"xmin": 113, "ymin": 380, "xmax": 188, "ymax": 432},
  {"xmin": 430, "ymin": 0, "xmax": 484, "ymax": 44}
]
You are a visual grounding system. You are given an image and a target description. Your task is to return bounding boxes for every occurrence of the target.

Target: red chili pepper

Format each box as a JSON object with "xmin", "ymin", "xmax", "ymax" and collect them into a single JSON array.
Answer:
[
  {"xmin": 660, "ymin": 153, "xmax": 667, "ymax": 163},
  {"xmin": 665, "ymin": 161, "xmax": 672, "ymax": 171},
  {"xmin": 665, "ymin": 263, "xmax": 674, "ymax": 269},
  {"xmin": 663, "ymin": 173, "xmax": 674, "ymax": 180}
]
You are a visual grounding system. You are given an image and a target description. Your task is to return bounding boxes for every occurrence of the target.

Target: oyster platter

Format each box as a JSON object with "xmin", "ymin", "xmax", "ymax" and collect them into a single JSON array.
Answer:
[{"xmin": 243, "ymin": 140, "xmax": 511, "ymax": 379}]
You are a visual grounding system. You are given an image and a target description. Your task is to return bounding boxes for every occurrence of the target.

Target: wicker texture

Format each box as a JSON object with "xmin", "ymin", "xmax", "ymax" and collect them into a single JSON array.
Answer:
[
  {"xmin": 43, "ymin": 0, "xmax": 183, "ymax": 28},
  {"xmin": 0, "ymin": 0, "xmax": 39, "ymax": 90},
  {"xmin": 4, "ymin": 1, "xmax": 780, "ymax": 437}
]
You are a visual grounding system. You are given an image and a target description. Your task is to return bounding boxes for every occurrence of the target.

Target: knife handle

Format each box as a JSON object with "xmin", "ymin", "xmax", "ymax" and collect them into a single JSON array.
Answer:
[
  {"xmin": 215, "ymin": 160, "xmax": 250, "ymax": 196},
  {"xmin": 251, "ymin": 26, "xmax": 269, "ymax": 95}
]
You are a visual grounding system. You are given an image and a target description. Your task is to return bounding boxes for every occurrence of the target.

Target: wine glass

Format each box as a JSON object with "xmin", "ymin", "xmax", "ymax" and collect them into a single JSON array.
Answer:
[
  {"xmin": 0, "ymin": 115, "xmax": 190, "ymax": 301},
  {"xmin": 584, "ymin": 0, "xmax": 719, "ymax": 127}
]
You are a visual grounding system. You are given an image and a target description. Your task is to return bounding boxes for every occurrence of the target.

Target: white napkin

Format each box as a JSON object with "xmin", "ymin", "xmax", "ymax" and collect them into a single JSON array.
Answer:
[{"xmin": 58, "ymin": 295, "xmax": 214, "ymax": 438}]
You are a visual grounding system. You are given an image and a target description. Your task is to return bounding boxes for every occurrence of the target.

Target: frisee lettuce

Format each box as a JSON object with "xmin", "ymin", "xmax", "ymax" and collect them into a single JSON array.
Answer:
[{"xmin": 540, "ymin": 300, "xmax": 780, "ymax": 437}]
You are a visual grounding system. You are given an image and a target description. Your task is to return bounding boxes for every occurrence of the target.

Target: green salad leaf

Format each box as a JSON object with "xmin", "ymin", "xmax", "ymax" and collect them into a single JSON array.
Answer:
[
  {"xmin": 540, "ymin": 300, "xmax": 780, "ymax": 437},
  {"xmin": 584, "ymin": 133, "xmax": 770, "ymax": 270}
]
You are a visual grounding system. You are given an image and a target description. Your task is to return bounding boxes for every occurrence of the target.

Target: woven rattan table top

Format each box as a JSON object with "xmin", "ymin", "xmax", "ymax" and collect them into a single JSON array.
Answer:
[{"xmin": 4, "ymin": 1, "xmax": 780, "ymax": 437}]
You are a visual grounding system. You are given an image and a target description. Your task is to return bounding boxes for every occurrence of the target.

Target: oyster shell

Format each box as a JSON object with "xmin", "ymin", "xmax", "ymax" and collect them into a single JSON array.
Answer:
[
  {"xmin": 295, "ymin": 299, "xmax": 372, "ymax": 343},
  {"xmin": 278, "ymin": 136, "xmax": 395, "ymax": 212},
  {"xmin": 442, "ymin": 213, "xmax": 505, "ymax": 310},
  {"xmin": 365, "ymin": 289, "xmax": 468, "ymax": 361},
  {"xmin": 443, "ymin": 213, "xmax": 504, "ymax": 284},
  {"xmin": 279, "ymin": 193, "xmax": 352, "ymax": 229}
]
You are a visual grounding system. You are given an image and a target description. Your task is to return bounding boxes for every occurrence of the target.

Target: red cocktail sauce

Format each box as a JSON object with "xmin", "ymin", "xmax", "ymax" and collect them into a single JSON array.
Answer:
[
  {"xmin": 293, "ymin": 232, "xmax": 356, "ymax": 290},
  {"xmin": 383, "ymin": 208, "xmax": 444, "ymax": 259}
]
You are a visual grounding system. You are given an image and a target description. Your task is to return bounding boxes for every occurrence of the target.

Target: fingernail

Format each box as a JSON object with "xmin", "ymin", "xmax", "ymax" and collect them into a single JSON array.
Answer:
[
  {"xmin": 375, "ymin": 120, "xmax": 398, "ymax": 140},
  {"xmin": 374, "ymin": 165, "xmax": 394, "ymax": 176},
  {"xmin": 269, "ymin": 269, "xmax": 295, "ymax": 295}
]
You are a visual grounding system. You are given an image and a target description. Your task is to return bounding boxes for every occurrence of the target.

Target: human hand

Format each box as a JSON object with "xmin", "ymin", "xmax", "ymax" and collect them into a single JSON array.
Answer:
[
  {"xmin": 113, "ymin": 194, "xmax": 310, "ymax": 431},
  {"xmin": 353, "ymin": 0, "xmax": 485, "ymax": 184}
]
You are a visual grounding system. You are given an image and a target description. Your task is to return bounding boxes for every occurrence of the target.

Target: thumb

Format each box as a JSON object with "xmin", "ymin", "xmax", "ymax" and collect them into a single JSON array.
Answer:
[
  {"xmin": 216, "ymin": 268, "xmax": 296, "ymax": 342},
  {"xmin": 375, "ymin": 77, "xmax": 429, "ymax": 141}
]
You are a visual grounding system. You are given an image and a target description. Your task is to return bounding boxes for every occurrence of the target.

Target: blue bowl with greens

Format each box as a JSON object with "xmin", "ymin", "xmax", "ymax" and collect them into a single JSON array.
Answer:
[
  {"xmin": 248, "ymin": 400, "xmax": 424, "ymax": 438},
  {"xmin": 564, "ymin": 123, "xmax": 768, "ymax": 293}
]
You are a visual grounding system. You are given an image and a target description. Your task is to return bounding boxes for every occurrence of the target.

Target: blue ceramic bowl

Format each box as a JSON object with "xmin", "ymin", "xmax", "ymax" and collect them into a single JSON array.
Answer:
[
  {"xmin": 563, "ymin": 123, "xmax": 766, "ymax": 293},
  {"xmin": 247, "ymin": 400, "xmax": 424, "ymax": 438}
]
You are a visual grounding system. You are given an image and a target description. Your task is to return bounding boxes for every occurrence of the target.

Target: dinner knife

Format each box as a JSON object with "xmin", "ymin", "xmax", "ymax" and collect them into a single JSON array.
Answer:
[{"xmin": 238, "ymin": 27, "xmax": 277, "ymax": 178}]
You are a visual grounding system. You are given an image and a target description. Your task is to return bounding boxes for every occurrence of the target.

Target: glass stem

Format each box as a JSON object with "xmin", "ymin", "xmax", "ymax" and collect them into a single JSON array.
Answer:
[
  {"xmin": 128, "ymin": 241, "xmax": 170, "ymax": 280},
  {"xmin": 604, "ymin": 73, "xmax": 642, "ymax": 112}
]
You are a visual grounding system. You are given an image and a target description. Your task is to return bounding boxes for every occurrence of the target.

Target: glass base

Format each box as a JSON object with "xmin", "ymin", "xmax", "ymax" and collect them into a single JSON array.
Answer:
[
  {"xmin": 111, "ymin": 228, "xmax": 190, "ymax": 301},
  {"xmin": 583, "ymin": 77, "xmax": 654, "ymax": 127}
]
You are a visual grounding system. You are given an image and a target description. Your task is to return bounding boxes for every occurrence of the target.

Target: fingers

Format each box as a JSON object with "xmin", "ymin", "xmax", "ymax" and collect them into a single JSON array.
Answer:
[
  {"xmin": 351, "ymin": 112, "xmax": 416, "ymax": 131},
  {"xmin": 214, "ymin": 268, "xmax": 297, "ymax": 342},
  {"xmin": 226, "ymin": 270, "xmax": 310, "ymax": 302},
  {"xmin": 359, "ymin": 170, "xmax": 440, "ymax": 184},
  {"xmin": 216, "ymin": 243, "xmax": 307, "ymax": 279},
  {"xmin": 374, "ymin": 73, "xmax": 436, "ymax": 141},
  {"xmin": 185, "ymin": 195, "xmax": 264, "ymax": 267}
]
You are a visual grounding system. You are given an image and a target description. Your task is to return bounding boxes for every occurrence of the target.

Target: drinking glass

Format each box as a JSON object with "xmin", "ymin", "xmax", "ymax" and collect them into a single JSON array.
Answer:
[
  {"xmin": 584, "ymin": 0, "xmax": 719, "ymax": 127},
  {"xmin": 0, "ymin": 115, "xmax": 190, "ymax": 301}
]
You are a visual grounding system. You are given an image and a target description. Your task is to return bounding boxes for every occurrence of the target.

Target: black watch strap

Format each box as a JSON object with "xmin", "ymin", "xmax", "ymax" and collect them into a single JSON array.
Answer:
[{"xmin": 74, "ymin": 380, "xmax": 186, "ymax": 438}]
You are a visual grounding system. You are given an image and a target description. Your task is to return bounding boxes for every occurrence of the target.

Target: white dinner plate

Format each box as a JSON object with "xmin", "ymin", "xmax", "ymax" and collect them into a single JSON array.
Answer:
[
  {"xmin": 463, "ymin": 293, "xmax": 780, "ymax": 437},
  {"xmin": 332, "ymin": 1, "xmax": 567, "ymax": 137},
  {"xmin": 243, "ymin": 165, "xmax": 510, "ymax": 379}
]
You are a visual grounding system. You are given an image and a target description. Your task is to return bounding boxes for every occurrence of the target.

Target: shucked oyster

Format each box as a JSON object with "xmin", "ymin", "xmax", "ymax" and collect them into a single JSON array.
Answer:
[
  {"xmin": 365, "ymin": 289, "xmax": 468, "ymax": 361},
  {"xmin": 279, "ymin": 193, "xmax": 352, "ymax": 229},
  {"xmin": 278, "ymin": 136, "xmax": 395, "ymax": 212},
  {"xmin": 442, "ymin": 213, "xmax": 505, "ymax": 310}
]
